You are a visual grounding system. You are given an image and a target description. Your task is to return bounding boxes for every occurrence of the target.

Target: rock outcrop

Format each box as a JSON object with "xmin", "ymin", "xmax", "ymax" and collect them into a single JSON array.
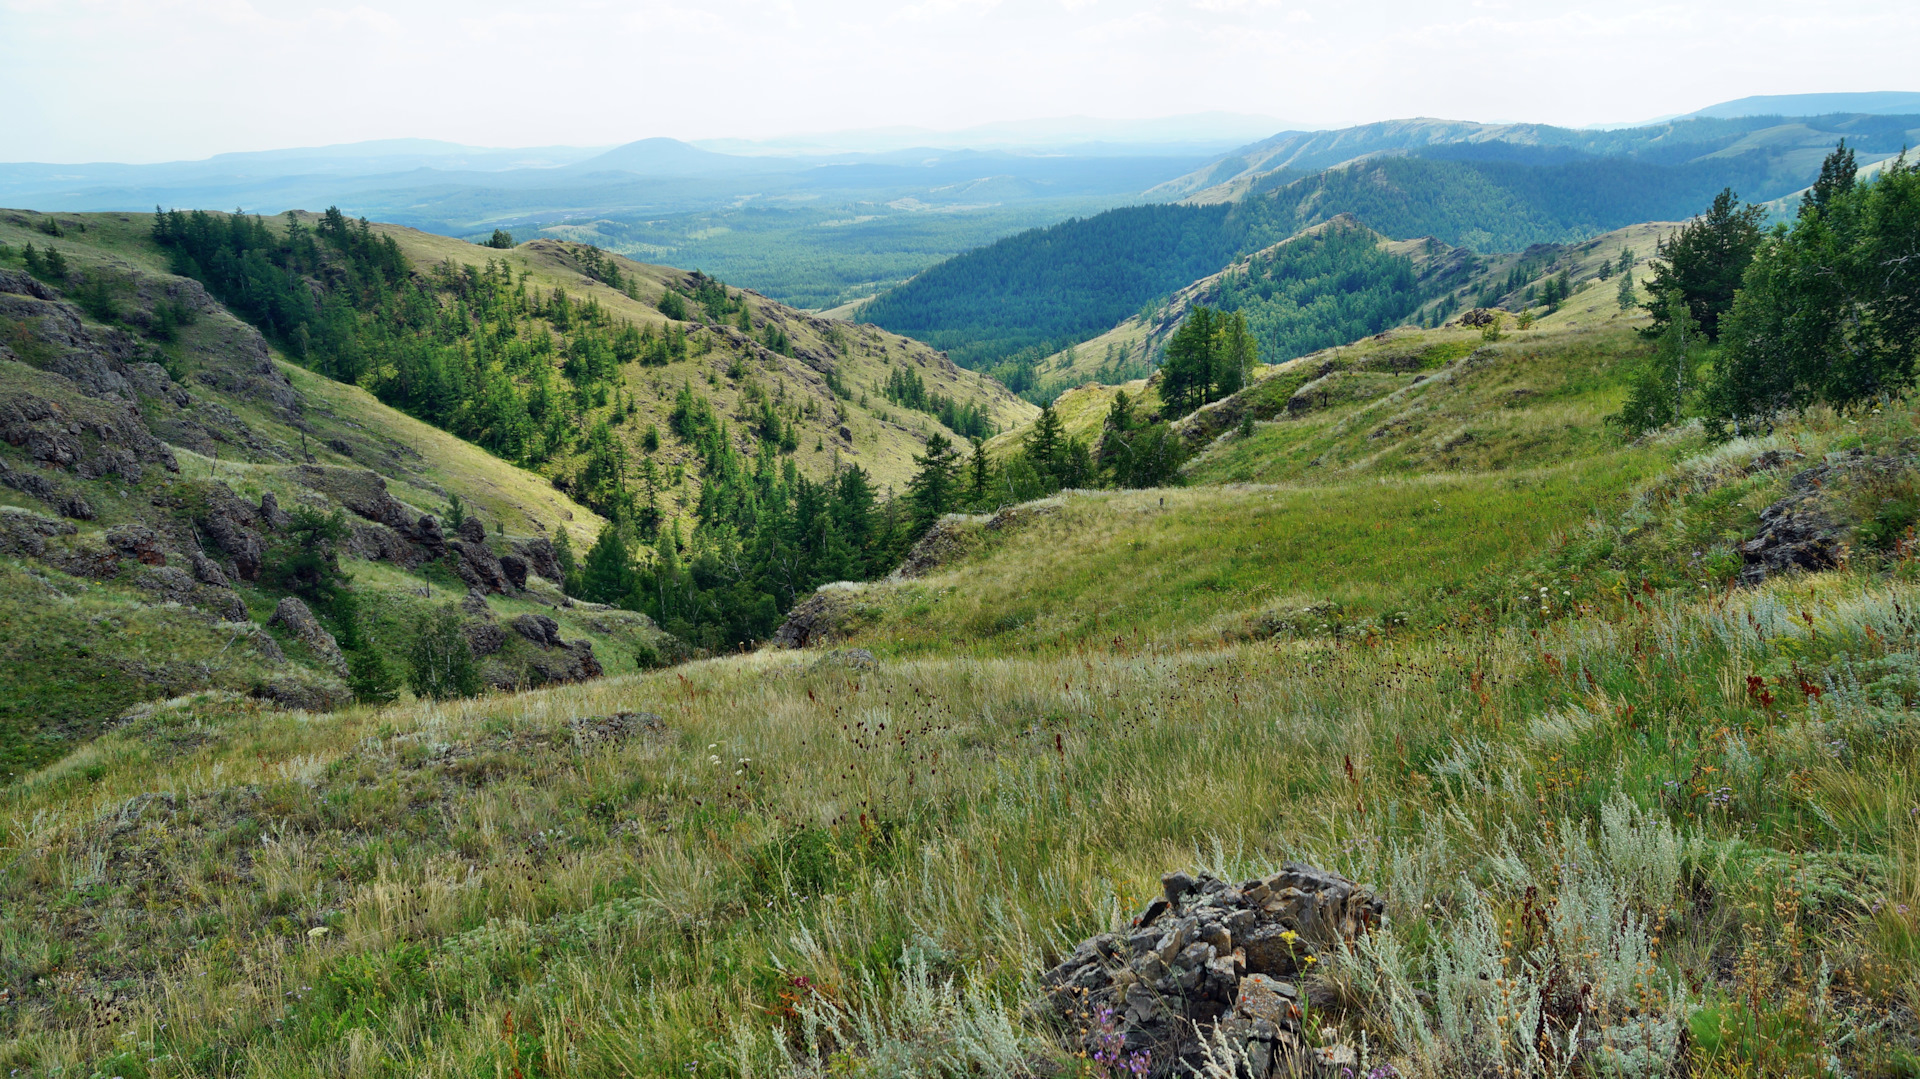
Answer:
[
  {"xmin": 1040, "ymin": 864, "xmax": 1383, "ymax": 1078},
  {"xmin": 267, "ymin": 596, "xmax": 348, "ymax": 675}
]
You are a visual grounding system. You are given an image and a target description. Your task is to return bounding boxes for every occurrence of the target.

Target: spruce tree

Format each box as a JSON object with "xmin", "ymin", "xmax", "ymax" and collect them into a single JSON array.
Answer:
[
  {"xmin": 1023, "ymin": 404, "xmax": 1065, "ymax": 478},
  {"xmin": 907, "ymin": 433, "xmax": 962, "ymax": 534},
  {"xmin": 1801, "ymin": 140, "xmax": 1857, "ymax": 217},
  {"xmin": 1641, "ymin": 189, "xmax": 1765, "ymax": 341}
]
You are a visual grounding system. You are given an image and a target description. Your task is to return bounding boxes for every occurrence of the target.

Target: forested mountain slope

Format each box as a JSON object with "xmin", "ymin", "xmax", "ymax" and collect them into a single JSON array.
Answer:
[
  {"xmin": 1027, "ymin": 219, "xmax": 1671, "ymax": 395},
  {"xmin": 1155, "ymin": 113, "xmax": 1920, "ymax": 203},
  {"xmin": 860, "ymin": 112, "xmax": 1915, "ymax": 379},
  {"xmin": 0, "ymin": 205, "xmax": 1034, "ymax": 777}
]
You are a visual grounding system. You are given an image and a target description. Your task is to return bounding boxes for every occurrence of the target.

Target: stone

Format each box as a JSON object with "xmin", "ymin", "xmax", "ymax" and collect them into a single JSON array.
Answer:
[
  {"xmin": 825, "ymin": 648, "xmax": 877, "ymax": 670},
  {"xmin": 513, "ymin": 537, "xmax": 564, "ymax": 583},
  {"xmin": 105, "ymin": 523, "xmax": 168, "ymax": 565},
  {"xmin": 188, "ymin": 550, "xmax": 230, "ymax": 588},
  {"xmin": 1039, "ymin": 863, "xmax": 1382, "ymax": 1078},
  {"xmin": 267, "ymin": 596, "xmax": 347, "ymax": 675},
  {"xmin": 511, "ymin": 613, "xmax": 563, "ymax": 647},
  {"xmin": 458, "ymin": 515, "xmax": 487, "ymax": 544},
  {"xmin": 461, "ymin": 588, "xmax": 493, "ymax": 617},
  {"xmin": 465, "ymin": 621, "xmax": 507, "ymax": 656},
  {"xmin": 499, "ymin": 554, "xmax": 529, "ymax": 590},
  {"xmin": 258, "ymin": 490, "xmax": 291, "ymax": 530}
]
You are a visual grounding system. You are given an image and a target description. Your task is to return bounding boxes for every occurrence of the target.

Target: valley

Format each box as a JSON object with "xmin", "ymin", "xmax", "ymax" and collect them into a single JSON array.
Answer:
[{"xmin": 1, "ymin": 98, "xmax": 1918, "ymax": 1079}]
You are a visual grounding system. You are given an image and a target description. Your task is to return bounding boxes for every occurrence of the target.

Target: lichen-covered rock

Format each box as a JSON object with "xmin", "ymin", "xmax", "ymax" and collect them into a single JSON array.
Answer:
[
  {"xmin": 772, "ymin": 586, "xmax": 872, "ymax": 648},
  {"xmin": 267, "ymin": 596, "xmax": 347, "ymax": 675},
  {"xmin": 1039, "ymin": 863, "xmax": 1383, "ymax": 1078},
  {"xmin": 291, "ymin": 465, "xmax": 418, "ymax": 531},
  {"xmin": 448, "ymin": 537, "xmax": 510, "ymax": 594},
  {"xmin": 499, "ymin": 554, "xmax": 529, "ymax": 590}
]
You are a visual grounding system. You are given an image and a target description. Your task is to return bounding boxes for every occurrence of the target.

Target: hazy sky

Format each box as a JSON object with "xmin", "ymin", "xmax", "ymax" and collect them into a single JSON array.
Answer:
[{"xmin": 3, "ymin": 0, "xmax": 1914, "ymax": 162}]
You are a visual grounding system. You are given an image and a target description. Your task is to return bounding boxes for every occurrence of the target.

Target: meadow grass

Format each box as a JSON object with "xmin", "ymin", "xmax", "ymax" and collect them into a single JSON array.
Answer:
[
  {"xmin": 1, "ymin": 556, "xmax": 1915, "ymax": 1077},
  {"xmin": 841, "ymin": 447, "xmax": 1668, "ymax": 658}
]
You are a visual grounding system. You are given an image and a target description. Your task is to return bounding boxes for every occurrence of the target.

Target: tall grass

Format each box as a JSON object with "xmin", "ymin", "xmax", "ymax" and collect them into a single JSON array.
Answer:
[{"xmin": 2, "ymin": 564, "xmax": 1916, "ymax": 1076}]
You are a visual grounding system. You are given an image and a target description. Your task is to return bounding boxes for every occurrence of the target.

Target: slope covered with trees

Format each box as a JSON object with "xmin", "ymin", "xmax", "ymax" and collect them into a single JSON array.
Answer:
[{"xmin": 860, "ymin": 121, "xmax": 1908, "ymax": 377}]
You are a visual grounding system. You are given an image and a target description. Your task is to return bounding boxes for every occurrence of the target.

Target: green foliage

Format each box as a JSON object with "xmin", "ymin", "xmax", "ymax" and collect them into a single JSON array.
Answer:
[
  {"xmin": 862, "ymin": 203, "xmax": 1255, "ymax": 369},
  {"xmin": 1801, "ymin": 139, "xmax": 1858, "ymax": 218},
  {"xmin": 880, "ymin": 364, "xmax": 993, "ymax": 438},
  {"xmin": 264, "ymin": 506, "xmax": 350, "ymax": 601},
  {"xmin": 1642, "ymin": 187, "xmax": 1766, "ymax": 342},
  {"xmin": 1706, "ymin": 154, "xmax": 1920, "ymax": 427},
  {"xmin": 1204, "ymin": 221, "xmax": 1421, "ymax": 367},
  {"xmin": 656, "ymin": 288, "xmax": 689, "ymax": 321},
  {"xmin": 487, "ymin": 228, "xmax": 514, "ymax": 249},
  {"xmin": 1613, "ymin": 292, "xmax": 1701, "ymax": 435},
  {"xmin": 405, "ymin": 604, "xmax": 481, "ymax": 701},
  {"xmin": 444, "ymin": 492, "xmax": 465, "ymax": 532},
  {"xmin": 347, "ymin": 646, "xmax": 402, "ymax": 705},
  {"xmin": 1616, "ymin": 269, "xmax": 1636, "ymax": 311},
  {"xmin": 149, "ymin": 208, "xmax": 647, "ymax": 469},
  {"xmin": 1094, "ymin": 390, "xmax": 1185, "ymax": 489},
  {"xmin": 22, "ymin": 242, "xmax": 67, "ymax": 283},
  {"xmin": 907, "ymin": 433, "xmax": 962, "ymax": 533}
]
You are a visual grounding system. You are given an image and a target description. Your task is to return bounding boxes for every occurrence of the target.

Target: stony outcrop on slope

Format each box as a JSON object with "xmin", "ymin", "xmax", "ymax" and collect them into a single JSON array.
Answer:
[{"xmin": 1040, "ymin": 864, "xmax": 1383, "ymax": 1078}]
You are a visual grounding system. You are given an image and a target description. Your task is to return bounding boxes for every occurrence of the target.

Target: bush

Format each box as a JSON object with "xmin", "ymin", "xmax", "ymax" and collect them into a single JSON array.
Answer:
[{"xmin": 406, "ymin": 605, "xmax": 482, "ymax": 701}]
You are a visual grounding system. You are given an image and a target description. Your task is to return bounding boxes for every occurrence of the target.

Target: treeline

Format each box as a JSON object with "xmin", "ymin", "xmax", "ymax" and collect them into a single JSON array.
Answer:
[
  {"xmin": 1203, "ymin": 221, "xmax": 1426, "ymax": 367},
  {"xmin": 1612, "ymin": 145, "xmax": 1920, "ymax": 436},
  {"xmin": 570, "ymin": 390, "xmax": 913, "ymax": 651}
]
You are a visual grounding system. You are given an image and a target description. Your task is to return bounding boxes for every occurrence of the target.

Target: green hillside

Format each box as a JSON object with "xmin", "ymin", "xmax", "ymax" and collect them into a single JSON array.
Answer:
[
  {"xmin": 859, "ymin": 115, "xmax": 1910, "ymax": 377},
  {"xmin": 8, "ymin": 279, "xmax": 1920, "ymax": 1076},
  {"xmin": 1, "ymin": 147, "xmax": 1918, "ymax": 1079}
]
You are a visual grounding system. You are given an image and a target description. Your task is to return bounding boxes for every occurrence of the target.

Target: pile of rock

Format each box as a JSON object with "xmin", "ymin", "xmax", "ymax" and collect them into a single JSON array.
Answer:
[{"xmin": 1040, "ymin": 863, "xmax": 1383, "ymax": 1078}]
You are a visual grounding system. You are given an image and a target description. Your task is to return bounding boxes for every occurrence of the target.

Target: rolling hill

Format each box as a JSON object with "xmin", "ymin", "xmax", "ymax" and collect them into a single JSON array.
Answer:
[
  {"xmin": 8, "ymin": 238, "xmax": 1919, "ymax": 1077},
  {"xmin": 856, "ymin": 111, "xmax": 1915, "ymax": 379}
]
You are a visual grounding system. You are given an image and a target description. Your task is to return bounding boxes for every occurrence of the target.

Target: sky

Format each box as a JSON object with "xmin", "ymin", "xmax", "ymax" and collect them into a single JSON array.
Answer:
[{"xmin": 2, "ymin": 0, "xmax": 1916, "ymax": 163}]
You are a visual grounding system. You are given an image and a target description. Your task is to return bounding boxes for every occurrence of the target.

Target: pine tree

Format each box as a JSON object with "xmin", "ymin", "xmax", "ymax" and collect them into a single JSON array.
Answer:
[
  {"xmin": 1159, "ymin": 306, "xmax": 1218, "ymax": 416},
  {"xmin": 968, "ymin": 436, "xmax": 992, "ymax": 505},
  {"xmin": 1023, "ymin": 404, "xmax": 1065, "ymax": 476},
  {"xmin": 576, "ymin": 521, "xmax": 638, "ymax": 604},
  {"xmin": 1642, "ymin": 188, "xmax": 1765, "ymax": 341},
  {"xmin": 488, "ymin": 229, "xmax": 515, "ymax": 249},
  {"xmin": 1616, "ymin": 271, "xmax": 1635, "ymax": 312},
  {"xmin": 907, "ymin": 433, "xmax": 962, "ymax": 534},
  {"xmin": 1801, "ymin": 140, "xmax": 1857, "ymax": 218}
]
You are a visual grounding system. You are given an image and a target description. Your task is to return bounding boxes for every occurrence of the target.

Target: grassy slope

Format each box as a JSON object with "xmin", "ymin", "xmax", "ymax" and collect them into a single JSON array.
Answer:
[
  {"xmin": 3, "ymin": 437, "xmax": 1918, "ymax": 1074},
  {"xmin": 853, "ymin": 299, "xmax": 1667, "ymax": 656},
  {"xmin": 361, "ymin": 223, "xmax": 1037, "ymax": 495}
]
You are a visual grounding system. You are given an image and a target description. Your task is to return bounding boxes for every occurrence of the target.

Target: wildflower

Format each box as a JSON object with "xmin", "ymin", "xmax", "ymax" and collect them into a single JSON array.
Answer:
[
  {"xmin": 708, "ymin": 755, "xmax": 721, "ymax": 766},
  {"xmin": 1280, "ymin": 929, "xmax": 1299, "ymax": 943}
]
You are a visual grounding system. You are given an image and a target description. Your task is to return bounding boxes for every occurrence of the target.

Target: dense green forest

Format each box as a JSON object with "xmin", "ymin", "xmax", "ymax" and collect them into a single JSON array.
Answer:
[
  {"xmin": 861, "ymin": 150, "xmax": 1830, "ymax": 376},
  {"xmin": 1203, "ymin": 221, "xmax": 1426, "ymax": 365},
  {"xmin": 858, "ymin": 203, "xmax": 1269, "ymax": 369}
]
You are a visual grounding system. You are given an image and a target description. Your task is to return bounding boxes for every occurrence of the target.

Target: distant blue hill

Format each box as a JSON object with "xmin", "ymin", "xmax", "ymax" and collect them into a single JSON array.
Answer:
[{"xmin": 1679, "ymin": 92, "xmax": 1920, "ymax": 119}]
